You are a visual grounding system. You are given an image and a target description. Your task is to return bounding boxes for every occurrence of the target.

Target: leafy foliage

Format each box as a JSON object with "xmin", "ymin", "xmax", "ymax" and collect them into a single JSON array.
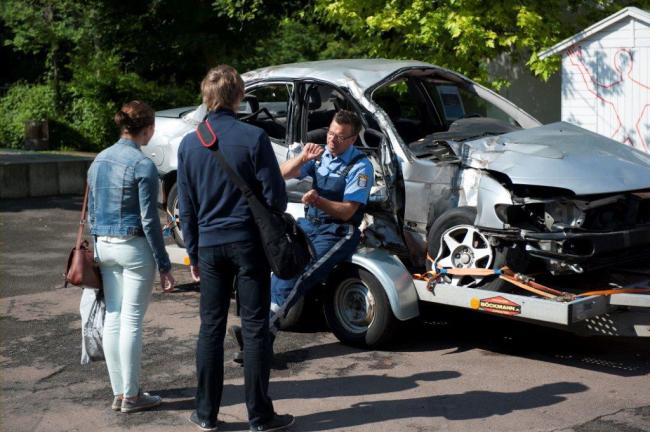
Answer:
[
  {"xmin": 316, "ymin": 0, "xmax": 650, "ymax": 86},
  {"xmin": 0, "ymin": 83, "xmax": 57, "ymax": 148},
  {"xmin": 2, "ymin": 0, "xmax": 650, "ymax": 150}
]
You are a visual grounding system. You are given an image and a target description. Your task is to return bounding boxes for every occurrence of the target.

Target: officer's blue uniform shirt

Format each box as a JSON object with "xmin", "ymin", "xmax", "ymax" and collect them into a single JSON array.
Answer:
[{"xmin": 298, "ymin": 144, "xmax": 374, "ymax": 206}]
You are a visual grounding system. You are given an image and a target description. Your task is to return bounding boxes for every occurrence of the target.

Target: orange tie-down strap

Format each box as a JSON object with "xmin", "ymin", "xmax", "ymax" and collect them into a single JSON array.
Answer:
[{"xmin": 414, "ymin": 256, "xmax": 650, "ymax": 301}]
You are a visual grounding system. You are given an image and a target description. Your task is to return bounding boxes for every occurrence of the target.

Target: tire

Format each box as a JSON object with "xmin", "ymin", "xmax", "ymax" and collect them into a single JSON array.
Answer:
[
  {"xmin": 324, "ymin": 267, "xmax": 397, "ymax": 348},
  {"xmin": 166, "ymin": 183, "xmax": 185, "ymax": 248},
  {"xmin": 426, "ymin": 207, "xmax": 509, "ymax": 291}
]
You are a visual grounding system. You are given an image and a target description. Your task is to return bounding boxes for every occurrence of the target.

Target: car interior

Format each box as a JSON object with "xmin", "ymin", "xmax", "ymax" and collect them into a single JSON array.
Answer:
[
  {"xmin": 300, "ymin": 84, "xmax": 392, "ymax": 208},
  {"xmin": 237, "ymin": 82, "xmax": 395, "ymax": 212},
  {"xmin": 303, "ymin": 84, "xmax": 383, "ymax": 149},
  {"xmin": 240, "ymin": 84, "xmax": 292, "ymax": 143},
  {"xmin": 304, "ymin": 85, "xmax": 352, "ymax": 145},
  {"xmin": 371, "ymin": 75, "xmax": 522, "ymax": 159}
]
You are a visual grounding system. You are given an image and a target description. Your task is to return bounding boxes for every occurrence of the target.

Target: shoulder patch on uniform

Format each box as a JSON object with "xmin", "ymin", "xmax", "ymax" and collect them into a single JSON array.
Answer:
[{"xmin": 357, "ymin": 174, "xmax": 368, "ymax": 188}]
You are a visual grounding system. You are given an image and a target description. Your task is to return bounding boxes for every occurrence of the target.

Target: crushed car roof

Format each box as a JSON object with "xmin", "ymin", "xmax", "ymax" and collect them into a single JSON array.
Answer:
[{"xmin": 242, "ymin": 59, "xmax": 436, "ymax": 90}]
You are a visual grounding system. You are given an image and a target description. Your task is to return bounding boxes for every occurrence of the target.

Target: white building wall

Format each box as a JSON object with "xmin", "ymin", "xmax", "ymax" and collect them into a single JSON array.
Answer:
[{"xmin": 562, "ymin": 17, "xmax": 650, "ymax": 152}]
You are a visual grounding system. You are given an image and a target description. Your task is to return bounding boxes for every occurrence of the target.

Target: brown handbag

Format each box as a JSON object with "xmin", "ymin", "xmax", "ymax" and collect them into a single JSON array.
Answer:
[{"xmin": 65, "ymin": 184, "xmax": 103, "ymax": 289}]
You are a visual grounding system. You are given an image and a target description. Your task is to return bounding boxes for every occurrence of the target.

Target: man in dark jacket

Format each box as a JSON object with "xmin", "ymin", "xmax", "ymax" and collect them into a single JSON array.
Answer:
[{"xmin": 177, "ymin": 65, "xmax": 294, "ymax": 432}]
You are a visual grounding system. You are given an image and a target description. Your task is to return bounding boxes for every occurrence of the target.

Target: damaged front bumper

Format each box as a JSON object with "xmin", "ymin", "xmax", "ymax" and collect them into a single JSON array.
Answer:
[{"xmin": 479, "ymin": 224, "xmax": 650, "ymax": 274}]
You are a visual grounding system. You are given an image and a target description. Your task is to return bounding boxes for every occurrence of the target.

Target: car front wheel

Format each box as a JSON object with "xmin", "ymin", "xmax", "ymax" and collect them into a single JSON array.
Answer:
[
  {"xmin": 426, "ymin": 207, "xmax": 509, "ymax": 291},
  {"xmin": 324, "ymin": 267, "xmax": 397, "ymax": 348}
]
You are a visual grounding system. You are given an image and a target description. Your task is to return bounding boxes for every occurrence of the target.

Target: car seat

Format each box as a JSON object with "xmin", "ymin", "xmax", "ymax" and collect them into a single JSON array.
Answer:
[
  {"xmin": 375, "ymin": 93, "xmax": 421, "ymax": 144},
  {"xmin": 306, "ymin": 87, "xmax": 333, "ymax": 144}
]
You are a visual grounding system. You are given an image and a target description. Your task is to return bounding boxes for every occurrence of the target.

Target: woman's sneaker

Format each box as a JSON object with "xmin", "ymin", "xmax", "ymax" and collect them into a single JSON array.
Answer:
[
  {"xmin": 111, "ymin": 395, "xmax": 123, "ymax": 411},
  {"xmin": 250, "ymin": 413, "xmax": 295, "ymax": 431},
  {"xmin": 121, "ymin": 391, "xmax": 162, "ymax": 413}
]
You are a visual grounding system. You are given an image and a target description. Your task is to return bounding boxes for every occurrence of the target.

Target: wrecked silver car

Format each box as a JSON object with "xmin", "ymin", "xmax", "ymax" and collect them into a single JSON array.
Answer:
[{"xmin": 147, "ymin": 59, "xmax": 650, "ymax": 294}]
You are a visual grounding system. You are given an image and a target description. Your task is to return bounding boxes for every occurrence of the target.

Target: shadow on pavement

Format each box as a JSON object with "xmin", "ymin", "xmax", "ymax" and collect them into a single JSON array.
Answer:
[
  {"xmin": 153, "ymin": 379, "xmax": 586, "ymax": 431},
  {"xmin": 386, "ymin": 304, "xmax": 650, "ymax": 377},
  {"xmin": 154, "ymin": 370, "xmax": 461, "ymax": 410},
  {"xmin": 292, "ymin": 381, "xmax": 588, "ymax": 431},
  {"xmin": 272, "ymin": 341, "xmax": 360, "ymax": 367}
]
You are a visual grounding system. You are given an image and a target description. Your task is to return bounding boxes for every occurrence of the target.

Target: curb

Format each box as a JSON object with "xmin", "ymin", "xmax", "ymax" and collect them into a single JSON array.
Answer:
[{"xmin": 0, "ymin": 151, "xmax": 95, "ymax": 199}]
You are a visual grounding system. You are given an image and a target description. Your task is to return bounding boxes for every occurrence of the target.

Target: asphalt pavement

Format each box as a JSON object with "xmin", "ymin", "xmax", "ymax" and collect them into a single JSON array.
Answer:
[{"xmin": 1, "ymin": 196, "xmax": 649, "ymax": 432}]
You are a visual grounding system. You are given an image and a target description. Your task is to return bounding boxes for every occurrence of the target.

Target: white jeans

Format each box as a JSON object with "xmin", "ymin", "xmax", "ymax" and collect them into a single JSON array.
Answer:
[{"xmin": 96, "ymin": 235, "xmax": 156, "ymax": 397}]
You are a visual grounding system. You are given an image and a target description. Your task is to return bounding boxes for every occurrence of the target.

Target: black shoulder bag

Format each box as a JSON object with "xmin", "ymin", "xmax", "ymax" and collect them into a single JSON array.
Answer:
[{"xmin": 197, "ymin": 121, "xmax": 313, "ymax": 279}]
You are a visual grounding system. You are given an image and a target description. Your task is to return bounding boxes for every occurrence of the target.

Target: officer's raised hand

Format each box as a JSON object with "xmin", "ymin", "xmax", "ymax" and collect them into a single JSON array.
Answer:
[
  {"xmin": 281, "ymin": 142, "xmax": 324, "ymax": 180},
  {"xmin": 301, "ymin": 143, "xmax": 324, "ymax": 163}
]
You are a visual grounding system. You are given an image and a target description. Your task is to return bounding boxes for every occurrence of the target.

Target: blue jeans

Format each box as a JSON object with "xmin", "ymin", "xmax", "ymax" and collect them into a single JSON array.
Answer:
[
  {"xmin": 96, "ymin": 235, "xmax": 156, "ymax": 398},
  {"xmin": 196, "ymin": 241, "xmax": 275, "ymax": 427},
  {"xmin": 270, "ymin": 219, "xmax": 360, "ymax": 333}
]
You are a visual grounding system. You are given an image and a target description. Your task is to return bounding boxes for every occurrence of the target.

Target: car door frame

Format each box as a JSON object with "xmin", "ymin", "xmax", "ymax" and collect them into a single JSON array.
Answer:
[
  {"xmin": 365, "ymin": 66, "xmax": 540, "ymax": 250},
  {"xmin": 243, "ymin": 80, "xmax": 297, "ymax": 164},
  {"xmin": 292, "ymin": 79, "xmax": 406, "ymax": 226}
]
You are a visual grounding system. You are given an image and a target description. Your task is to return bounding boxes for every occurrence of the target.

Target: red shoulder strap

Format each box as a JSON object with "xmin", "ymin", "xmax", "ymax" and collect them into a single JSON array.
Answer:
[{"xmin": 197, "ymin": 121, "xmax": 217, "ymax": 148}]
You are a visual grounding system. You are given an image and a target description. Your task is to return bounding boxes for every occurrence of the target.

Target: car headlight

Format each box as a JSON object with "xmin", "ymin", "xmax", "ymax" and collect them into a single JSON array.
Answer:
[{"xmin": 495, "ymin": 201, "xmax": 585, "ymax": 231}]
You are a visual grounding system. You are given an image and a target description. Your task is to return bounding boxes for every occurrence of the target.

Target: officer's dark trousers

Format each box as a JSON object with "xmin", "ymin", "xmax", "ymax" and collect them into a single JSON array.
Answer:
[
  {"xmin": 196, "ymin": 241, "xmax": 274, "ymax": 427},
  {"xmin": 270, "ymin": 218, "xmax": 360, "ymax": 333}
]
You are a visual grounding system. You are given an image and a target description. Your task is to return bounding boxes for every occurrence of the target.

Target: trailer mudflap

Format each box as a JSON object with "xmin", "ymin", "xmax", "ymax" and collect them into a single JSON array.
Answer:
[{"xmin": 574, "ymin": 308, "xmax": 650, "ymax": 337}]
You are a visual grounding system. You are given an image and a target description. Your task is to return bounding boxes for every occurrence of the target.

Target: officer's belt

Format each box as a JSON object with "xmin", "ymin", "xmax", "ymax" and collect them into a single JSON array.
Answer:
[{"xmin": 306, "ymin": 215, "xmax": 357, "ymax": 228}]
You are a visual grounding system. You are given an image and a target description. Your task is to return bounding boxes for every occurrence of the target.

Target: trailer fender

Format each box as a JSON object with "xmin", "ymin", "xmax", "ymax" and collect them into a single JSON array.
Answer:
[{"xmin": 349, "ymin": 247, "xmax": 420, "ymax": 321}]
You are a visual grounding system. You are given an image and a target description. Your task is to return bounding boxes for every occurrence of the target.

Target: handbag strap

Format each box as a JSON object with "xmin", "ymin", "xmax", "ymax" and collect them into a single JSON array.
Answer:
[
  {"xmin": 75, "ymin": 184, "xmax": 89, "ymax": 249},
  {"xmin": 198, "ymin": 121, "xmax": 266, "ymax": 210}
]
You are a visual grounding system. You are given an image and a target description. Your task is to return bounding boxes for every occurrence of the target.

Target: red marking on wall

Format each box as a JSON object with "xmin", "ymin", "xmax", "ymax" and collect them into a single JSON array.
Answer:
[{"xmin": 567, "ymin": 45, "xmax": 650, "ymax": 153}]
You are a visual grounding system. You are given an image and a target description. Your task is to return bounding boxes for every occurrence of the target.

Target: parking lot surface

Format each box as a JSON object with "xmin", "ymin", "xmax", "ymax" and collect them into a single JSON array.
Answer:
[{"xmin": 1, "ymin": 196, "xmax": 649, "ymax": 432}]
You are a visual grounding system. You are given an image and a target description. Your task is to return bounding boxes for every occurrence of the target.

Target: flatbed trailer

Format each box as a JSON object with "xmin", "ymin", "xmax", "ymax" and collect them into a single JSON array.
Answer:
[
  {"xmin": 414, "ymin": 279, "xmax": 650, "ymax": 338},
  {"xmin": 166, "ymin": 239, "xmax": 650, "ymax": 346}
]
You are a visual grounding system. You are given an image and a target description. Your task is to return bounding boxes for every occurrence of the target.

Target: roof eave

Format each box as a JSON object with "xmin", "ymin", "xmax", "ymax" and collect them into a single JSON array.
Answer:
[{"xmin": 539, "ymin": 7, "xmax": 650, "ymax": 60}]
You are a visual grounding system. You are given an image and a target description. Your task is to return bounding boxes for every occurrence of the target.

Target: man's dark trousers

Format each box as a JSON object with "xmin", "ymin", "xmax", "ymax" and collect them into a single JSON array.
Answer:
[{"xmin": 196, "ymin": 240, "xmax": 274, "ymax": 427}]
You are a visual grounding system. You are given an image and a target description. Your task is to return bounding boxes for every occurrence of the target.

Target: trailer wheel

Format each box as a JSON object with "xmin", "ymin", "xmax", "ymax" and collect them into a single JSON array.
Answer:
[
  {"xmin": 166, "ymin": 183, "xmax": 185, "ymax": 248},
  {"xmin": 427, "ymin": 207, "xmax": 509, "ymax": 291},
  {"xmin": 324, "ymin": 267, "xmax": 397, "ymax": 348}
]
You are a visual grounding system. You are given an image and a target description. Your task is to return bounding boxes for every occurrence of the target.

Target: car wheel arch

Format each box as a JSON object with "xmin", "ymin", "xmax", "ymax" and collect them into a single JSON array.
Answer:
[
  {"xmin": 329, "ymin": 250, "xmax": 420, "ymax": 322},
  {"xmin": 161, "ymin": 171, "xmax": 177, "ymax": 206}
]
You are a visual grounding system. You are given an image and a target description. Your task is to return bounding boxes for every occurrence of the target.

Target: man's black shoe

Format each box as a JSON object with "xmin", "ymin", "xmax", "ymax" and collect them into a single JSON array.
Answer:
[
  {"xmin": 189, "ymin": 411, "xmax": 218, "ymax": 431},
  {"xmin": 228, "ymin": 325, "xmax": 244, "ymax": 364},
  {"xmin": 250, "ymin": 413, "xmax": 295, "ymax": 431}
]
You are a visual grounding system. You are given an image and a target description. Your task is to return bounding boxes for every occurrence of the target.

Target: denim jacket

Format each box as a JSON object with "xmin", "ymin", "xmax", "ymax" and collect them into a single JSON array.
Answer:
[{"xmin": 87, "ymin": 138, "xmax": 171, "ymax": 273}]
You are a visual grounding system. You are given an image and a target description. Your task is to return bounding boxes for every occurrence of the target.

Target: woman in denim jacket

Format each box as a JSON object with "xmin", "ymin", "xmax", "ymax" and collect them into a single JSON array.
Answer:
[{"xmin": 87, "ymin": 100, "xmax": 175, "ymax": 413}]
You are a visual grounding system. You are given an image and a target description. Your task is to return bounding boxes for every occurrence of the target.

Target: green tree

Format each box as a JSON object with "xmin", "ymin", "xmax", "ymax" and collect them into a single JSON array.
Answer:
[
  {"xmin": 1, "ymin": 0, "xmax": 199, "ymax": 150},
  {"xmin": 211, "ymin": 0, "xmax": 363, "ymax": 69},
  {"xmin": 1, "ymin": 0, "xmax": 85, "ymax": 109},
  {"xmin": 315, "ymin": 0, "xmax": 650, "ymax": 87}
]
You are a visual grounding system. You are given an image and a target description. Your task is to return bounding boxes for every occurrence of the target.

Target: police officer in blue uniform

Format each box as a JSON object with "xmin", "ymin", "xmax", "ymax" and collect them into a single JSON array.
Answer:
[{"xmin": 271, "ymin": 109, "xmax": 374, "ymax": 333}]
